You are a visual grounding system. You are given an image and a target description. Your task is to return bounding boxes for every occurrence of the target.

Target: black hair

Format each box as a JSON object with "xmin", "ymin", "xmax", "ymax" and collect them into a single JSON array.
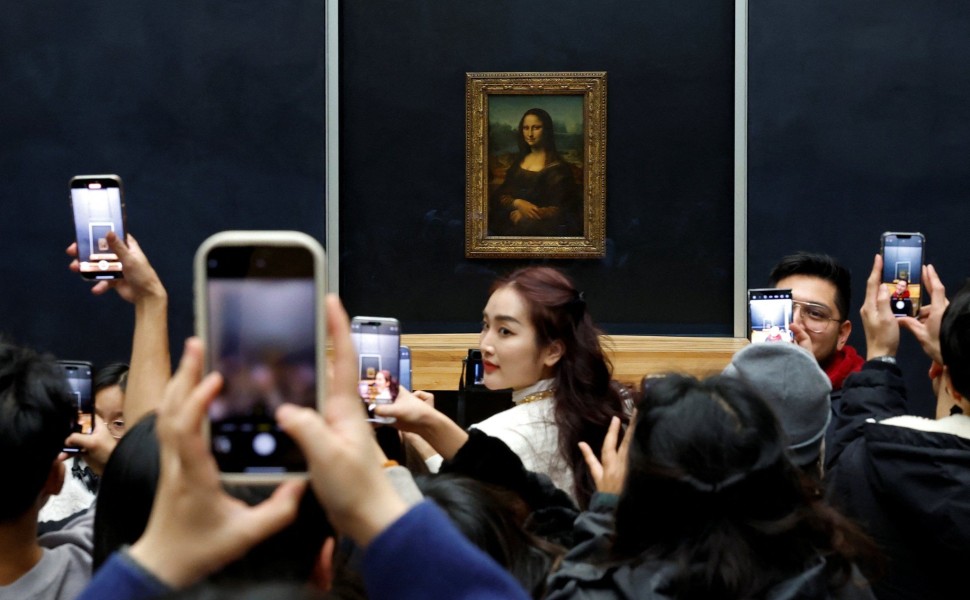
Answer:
[
  {"xmin": 94, "ymin": 412, "xmax": 334, "ymax": 583},
  {"xmin": 415, "ymin": 473, "xmax": 563, "ymax": 599},
  {"xmin": 0, "ymin": 340, "xmax": 76, "ymax": 521},
  {"xmin": 770, "ymin": 252, "xmax": 852, "ymax": 320},
  {"xmin": 940, "ymin": 280, "xmax": 970, "ymax": 399},
  {"xmin": 94, "ymin": 362, "xmax": 129, "ymax": 395},
  {"xmin": 613, "ymin": 374, "xmax": 880, "ymax": 597}
]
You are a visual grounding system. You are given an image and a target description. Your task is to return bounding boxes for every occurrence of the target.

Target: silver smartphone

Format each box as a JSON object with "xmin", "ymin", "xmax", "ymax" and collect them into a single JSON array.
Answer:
[
  {"xmin": 69, "ymin": 174, "xmax": 127, "ymax": 280},
  {"xmin": 350, "ymin": 316, "xmax": 400, "ymax": 423},
  {"xmin": 194, "ymin": 231, "xmax": 326, "ymax": 483}
]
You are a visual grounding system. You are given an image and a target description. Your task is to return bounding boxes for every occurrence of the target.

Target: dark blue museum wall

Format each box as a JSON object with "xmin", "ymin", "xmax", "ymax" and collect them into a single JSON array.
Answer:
[
  {"xmin": 748, "ymin": 2, "xmax": 970, "ymax": 415},
  {"xmin": 0, "ymin": 2, "xmax": 327, "ymax": 369},
  {"xmin": 338, "ymin": 1, "xmax": 737, "ymax": 336}
]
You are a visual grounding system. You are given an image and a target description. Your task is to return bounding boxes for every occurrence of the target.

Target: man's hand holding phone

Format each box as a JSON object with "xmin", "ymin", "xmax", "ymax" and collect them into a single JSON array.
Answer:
[
  {"xmin": 899, "ymin": 263, "xmax": 949, "ymax": 365},
  {"xmin": 861, "ymin": 254, "xmax": 902, "ymax": 360}
]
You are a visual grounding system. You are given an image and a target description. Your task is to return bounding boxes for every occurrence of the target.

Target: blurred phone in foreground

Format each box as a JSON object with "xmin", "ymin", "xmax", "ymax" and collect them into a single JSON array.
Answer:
[{"xmin": 195, "ymin": 231, "xmax": 326, "ymax": 483}]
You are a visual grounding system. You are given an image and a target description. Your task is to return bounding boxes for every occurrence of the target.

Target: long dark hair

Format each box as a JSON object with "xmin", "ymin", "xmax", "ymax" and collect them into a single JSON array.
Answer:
[
  {"xmin": 613, "ymin": 374, "xmax": 881, "ymax": 597},
  {"xmin": 491, "ymin": 267, "xmax": 628, "ymax": 508}
]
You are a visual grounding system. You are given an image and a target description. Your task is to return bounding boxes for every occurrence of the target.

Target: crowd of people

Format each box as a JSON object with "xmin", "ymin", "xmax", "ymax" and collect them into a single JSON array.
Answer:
[{"xmin": 1, "ymin": 233, "xmax": 967, "ymax": 600}]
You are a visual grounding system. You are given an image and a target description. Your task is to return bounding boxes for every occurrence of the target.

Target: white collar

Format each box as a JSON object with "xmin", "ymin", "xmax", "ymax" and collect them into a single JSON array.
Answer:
[
  {"xmin": 879, "ymin": 413, "xmax": 970, "ymax": 439},
  {"xmin": 512, "ymin": 378, "xmax": 556, "ymax": 405}
]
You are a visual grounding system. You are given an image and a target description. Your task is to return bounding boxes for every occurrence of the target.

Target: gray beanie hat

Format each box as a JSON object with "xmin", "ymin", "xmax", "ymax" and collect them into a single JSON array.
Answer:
[{"xmin": 722, "ymin": 343, "xmax": 832, "ymax": 466}]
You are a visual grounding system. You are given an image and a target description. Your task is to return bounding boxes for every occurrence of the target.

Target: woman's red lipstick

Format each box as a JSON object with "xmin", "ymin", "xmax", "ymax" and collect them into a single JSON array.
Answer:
[{"xmin": 483, "ymin": 361, "xmax": 498, "ymax": 374}]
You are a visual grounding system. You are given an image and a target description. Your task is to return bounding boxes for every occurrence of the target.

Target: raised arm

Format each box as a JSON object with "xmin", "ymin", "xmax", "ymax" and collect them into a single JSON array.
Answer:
[
  {"xmin": 373, "ymin": 388, "xmax": 470, "ymax": 460},
  {"xmin": 68, "ymin": 231, "xmax": 170, "ymax": 426}
]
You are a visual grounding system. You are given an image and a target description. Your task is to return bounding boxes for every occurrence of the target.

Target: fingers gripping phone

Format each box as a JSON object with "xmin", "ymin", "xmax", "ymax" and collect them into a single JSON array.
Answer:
[
  {"xmin": 58, "ymin": 360, "xmax": 94, "ymax": 453},
  {"xmin": 195, "ymin": 231, "xmax": 326, "ymax": 482},
  {"xmin": 70, "ymin": 175, "xmax": 127, "ymax": 280},
  {"xmin": 880, "ymin": 232, "xmax": 925, "ymax": 318},
  {"xmin": 350, "ymin": 317, "xmax": 401, "ymax": 424},
  {"xmin": 747, "ymin": 288, "xmax": 794, "ymax": 343}
]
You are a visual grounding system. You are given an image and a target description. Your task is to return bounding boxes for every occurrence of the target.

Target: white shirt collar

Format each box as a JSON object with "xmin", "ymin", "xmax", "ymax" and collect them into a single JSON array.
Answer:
[{"xmin": 512, "ymin": 378, "xmax": 556, "ymax": 405}]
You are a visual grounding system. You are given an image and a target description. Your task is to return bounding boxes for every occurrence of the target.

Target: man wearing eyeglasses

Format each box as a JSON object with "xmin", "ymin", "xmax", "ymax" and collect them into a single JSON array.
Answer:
[{"xmin": 769, "ymin": 252, "xmax": 865, "ymax": 395}]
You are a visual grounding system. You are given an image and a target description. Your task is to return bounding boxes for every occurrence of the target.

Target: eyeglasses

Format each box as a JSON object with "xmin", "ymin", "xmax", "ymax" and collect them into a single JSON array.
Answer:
[
  {"xmin": 107, "ymin": 419, "xmax": 126, "ymax": 439},
  {"xmin": 792, "ymin": 301, "xmax": 842, "ymax": 333}
]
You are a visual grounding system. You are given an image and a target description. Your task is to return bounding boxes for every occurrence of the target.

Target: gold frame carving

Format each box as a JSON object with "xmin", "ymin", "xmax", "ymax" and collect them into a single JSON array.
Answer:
[{"xmin": 465, "ymin": 72, "xmax": 607, "ymax": 258}]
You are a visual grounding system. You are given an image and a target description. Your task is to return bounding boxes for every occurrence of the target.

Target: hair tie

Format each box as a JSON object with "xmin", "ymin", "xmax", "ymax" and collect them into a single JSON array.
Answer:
[
  {"xmin": 567, "ymin": 290, "xmax": 587, "ymax": 320},
  {"xmin": 678, "ymin": 471, "xmax": 747, "ymax": 494}
]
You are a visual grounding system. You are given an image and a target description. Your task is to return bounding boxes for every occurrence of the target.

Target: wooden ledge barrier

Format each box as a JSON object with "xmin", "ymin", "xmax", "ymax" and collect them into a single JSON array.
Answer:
[{"xmin": 401, "ymin": 334, "xmax": 750, "ymax": 391}]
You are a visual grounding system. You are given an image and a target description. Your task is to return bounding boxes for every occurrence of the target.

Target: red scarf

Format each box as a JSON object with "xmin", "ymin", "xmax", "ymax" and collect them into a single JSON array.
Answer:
[{"xmin": 823, "ymin": 345, "xmax": 864, "ymax": 391}]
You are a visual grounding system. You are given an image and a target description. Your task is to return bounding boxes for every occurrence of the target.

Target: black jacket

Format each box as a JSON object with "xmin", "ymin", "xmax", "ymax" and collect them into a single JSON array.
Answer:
[
  {"xmin": 545, "ymin": 494, "xmax": 875, "ymax": 600},
  {"xmin": 825, "ymin": 361, "xmax": 970, "ymax": 600}
]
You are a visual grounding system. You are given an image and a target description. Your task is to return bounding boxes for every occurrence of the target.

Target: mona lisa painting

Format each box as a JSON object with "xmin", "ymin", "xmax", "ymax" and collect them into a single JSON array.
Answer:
[{"xmin": 465, "ymin": 72, "xmax": 607, "ymax": 258}]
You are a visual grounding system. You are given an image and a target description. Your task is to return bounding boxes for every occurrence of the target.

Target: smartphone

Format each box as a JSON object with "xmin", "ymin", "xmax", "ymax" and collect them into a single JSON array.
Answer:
[
  {"xmin": 350, "ymin": 316, "xmax": 401, "ymax": 423},
  {"xmin": 58, "ymin": 360, "xmax": 94, "ymax": 453},
  {"xmin": 880, "ymin": 232, "xmax": 925, "ymax": 318},
  {"xmin": 69, "ymin": 175, "xmax": 127, "ymax": 280},
  {"xmin": 464, "ymin": 348, "xmax": 485, "ymax": 389},
  {"xmin": 399, "ymin": 346, "xmax": 412, "ymax": 393},
  {"xmin": 194, "ymin": 231, "xmax": 326, "ymax": 482},
  {"xmin": 747, "ymin": 288, "xmax": 794, "ymax": 343}
]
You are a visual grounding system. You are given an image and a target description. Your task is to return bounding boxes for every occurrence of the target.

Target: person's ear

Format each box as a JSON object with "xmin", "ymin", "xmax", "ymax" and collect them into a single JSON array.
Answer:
[
  {"xmin": 43, "ymin": 458, "xmax": 66, "ymax": 496},
  {"xmin": 939, "ymin": 366, "xmax": 970, "ymax": 416},
  {"xmin": 542, "ymin": 339, "xmax": 565, "ymax": 368},
  {"xmin": 836, "ymin": 319, "xmax": 852, "ymax": 350}
]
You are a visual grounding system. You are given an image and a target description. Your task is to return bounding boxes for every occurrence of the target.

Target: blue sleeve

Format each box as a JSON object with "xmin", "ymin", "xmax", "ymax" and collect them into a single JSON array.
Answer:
[
  {"xmin": 74, "ymin": 550, "xmax": 172, "ymax": 600},
  {"xmin": 362, "ymin": 500, "xmax": 530, "ymax": 600}
]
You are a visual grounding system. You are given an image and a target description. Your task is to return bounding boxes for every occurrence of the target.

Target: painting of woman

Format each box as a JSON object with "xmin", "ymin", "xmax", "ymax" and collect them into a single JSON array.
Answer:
[{"xmin": 488, "ymin": 108, "xmax": 583, "ymax": 237}]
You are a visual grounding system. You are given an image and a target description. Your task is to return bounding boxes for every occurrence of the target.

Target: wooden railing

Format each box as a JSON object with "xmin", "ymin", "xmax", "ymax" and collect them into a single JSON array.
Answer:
[{"xmin": 401, "ymin": 334, "xmax": 749, "ymax": 390}]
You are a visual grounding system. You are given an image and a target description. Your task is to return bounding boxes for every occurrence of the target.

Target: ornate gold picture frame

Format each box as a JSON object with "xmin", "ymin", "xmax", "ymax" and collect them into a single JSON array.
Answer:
[{"xmin": 465, "ymin": 72, "xmax": 607, "ymax": 258}]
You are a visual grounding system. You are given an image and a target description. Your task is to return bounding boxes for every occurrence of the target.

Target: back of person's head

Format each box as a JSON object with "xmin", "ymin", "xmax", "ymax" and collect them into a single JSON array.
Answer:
[
  {"xmin": 770, "ymin": 252, "xmax": 852, "ymax": 320},
  {"xmin": 722, "ymin": 343, "xmax": 832, "ymax": 470},
  {"xmin": 614, "ymin": 374, "xmax": 876, "ymax": 597},
  {"xmin": 94, "ymin": 412, "xmax": 334, "ymax": 585},
  {"xmin": 492, "ymin": 266, "xmax": 627, "ymax": 506},
  {"xmin": 0, "ymin": 340, "xmax": 75, "ymax": 522},
  {"xmin": 940, "ymin": 280, "xmax": 970, "ymax": 398},
  {"xmin": 94, "ymin": 362, "xmax": 129, "ymax": 395},
  {"xmin": 415, "ymin": 473, "xmax": 562, "ymax": 598}
]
